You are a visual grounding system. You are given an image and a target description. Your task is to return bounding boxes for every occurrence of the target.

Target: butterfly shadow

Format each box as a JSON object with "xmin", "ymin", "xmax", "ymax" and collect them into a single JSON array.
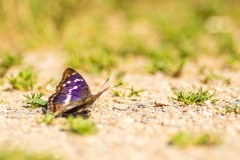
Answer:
[
  {"xmin": 62, "ymin": 109, "xmax": 91, "ymax": 119},
  {"xmin": 42, "ymin": 106, "xmax": 91, "ymax": 119}
]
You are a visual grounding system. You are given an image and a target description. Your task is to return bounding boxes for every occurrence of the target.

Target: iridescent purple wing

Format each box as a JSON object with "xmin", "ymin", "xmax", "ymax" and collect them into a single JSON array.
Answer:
[
  {"xmin": 48, "ymin": 68, "xmax": 92, "ymax": 114},
  {"xmin": 57, "ymin": 88, "xmax": 108, "ymax": 115}
]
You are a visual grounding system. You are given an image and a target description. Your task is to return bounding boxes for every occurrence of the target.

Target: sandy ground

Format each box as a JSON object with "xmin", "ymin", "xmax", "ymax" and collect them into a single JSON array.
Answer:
[{"xmin": 1, "ymin": 52, "xmax": 240, "ymax": 160}]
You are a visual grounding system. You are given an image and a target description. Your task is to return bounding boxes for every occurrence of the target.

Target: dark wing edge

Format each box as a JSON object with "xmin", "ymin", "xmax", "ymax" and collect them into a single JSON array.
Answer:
[{"xmin": 55, "ymin": 68, "xmax": 77, "ymax": 92}]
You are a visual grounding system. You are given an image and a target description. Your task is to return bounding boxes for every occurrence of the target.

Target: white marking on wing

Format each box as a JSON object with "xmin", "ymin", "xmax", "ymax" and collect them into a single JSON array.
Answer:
[
  {"xmin": 73, "ymin": 86, "xmax": 78, "ymax": 89},
  {"xmin": 74, "ymin": 79, "xmax": 81, "ymax": 82},
  {"xmin": 63, "ymin": 94, "xmax": 71, "ymax": 105},
  {"xmin": 68, "ymin": 86, "xmax": 78, "ymax": 94},
  {"xmin": 67, "ymin": 81, "xmax": 71, "ymax": 83}
]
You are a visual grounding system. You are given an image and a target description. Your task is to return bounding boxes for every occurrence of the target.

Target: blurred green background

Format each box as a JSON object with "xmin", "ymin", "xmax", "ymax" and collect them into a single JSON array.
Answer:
[{"xmin": 0, "ymin": 0, "xmax": 240, "ymax": 75}]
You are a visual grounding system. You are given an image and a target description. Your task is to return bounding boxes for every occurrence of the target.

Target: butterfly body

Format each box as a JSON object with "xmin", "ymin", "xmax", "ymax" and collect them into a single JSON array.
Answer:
[{"xmin": 47, "ymin": 68, "xmax": 107, "ymax": 115}]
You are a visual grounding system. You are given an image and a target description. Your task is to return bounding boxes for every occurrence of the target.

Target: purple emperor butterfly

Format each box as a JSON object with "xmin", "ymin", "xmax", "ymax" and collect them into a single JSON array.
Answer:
[{"xmin": 47, "ymin": 68, "xmax": 108, "ymax": 115}]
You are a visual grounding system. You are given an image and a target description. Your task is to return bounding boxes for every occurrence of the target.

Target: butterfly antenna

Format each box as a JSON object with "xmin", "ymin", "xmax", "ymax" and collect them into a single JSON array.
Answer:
[{"xmin": 98, "ymin": 78, "xmax": 110, "ymax": 93}]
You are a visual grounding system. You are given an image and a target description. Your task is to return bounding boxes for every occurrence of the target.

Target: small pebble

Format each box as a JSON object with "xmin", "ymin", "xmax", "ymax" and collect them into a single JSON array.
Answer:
[
  {"xmin": 113, "ymin": 103, "xmax": 129, "ymax": 111},
  {"xmin": 123, "ymin": 118, "xmax": 135, "ymax": 124},
  {"xmin": 8, "ymin": 111, "xmax": 27, "ymax": 119},
  {"xmin": 1, "ymin": 108, "xmax": 8, "ymax": 114},
  {"xmin": 187, "ymin": 110, "xmax": 196, "ymax": 118},
  {"xmin": 202, "ymin": 110, "xmax": 213, "ymax": 117},
  {"xmin": 207, "ymin": 104, "xmax": 214, "ymax": 109},
  {"xmin": 232, "ymin": 99, "xmax": 240, "ymax": 106},
  {"xmin": 137, "ymin": 103, "xmax": 147, "ymax": 108},
  {"xmin": 205, "ymin": 100, "xmax": 211, "ymax": 105}
]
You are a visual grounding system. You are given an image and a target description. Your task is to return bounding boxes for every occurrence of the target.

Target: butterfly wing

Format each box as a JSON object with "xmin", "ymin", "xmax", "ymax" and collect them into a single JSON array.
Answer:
[
  {"xmin": 48, "ymin": 68, "xmax": 91, "ymax": 113},
  {"xmin": 58, "ymin": 88, "xmax": 108, "ymax": 115}
]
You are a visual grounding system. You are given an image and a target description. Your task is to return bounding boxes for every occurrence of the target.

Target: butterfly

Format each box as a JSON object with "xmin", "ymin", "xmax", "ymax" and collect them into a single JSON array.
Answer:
[{"xmin": 47, "ymin": 68, "xmax": 108, "ymax": 115}]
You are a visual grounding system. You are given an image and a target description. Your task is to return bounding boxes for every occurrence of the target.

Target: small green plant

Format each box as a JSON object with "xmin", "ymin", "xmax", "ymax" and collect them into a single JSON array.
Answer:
[
  {"xmin": 203, "ymin": 72, "xmax": 222, "ymax": 84},
  {"xmin": 147, "ymin": 46, "xmax": 188, "ymax": 77},
  {"xmin": 0, "ymin": 52, "xmax": 22, "ymax": 77},
  {"xmin": 172, "ymin": 88, "xmax": 217, "ymax": 105},
  {"xmin": 0, "ymin": 78, "xmax": 4, "ymax": 86},
  {"xmin": 199, "ymin": 68, "xmax": 231, "ymax": 84},
  {"xmin": 37, "ymin": 78, "xmax": 55, "ymax": 91},
  {"xmin": 217, "ymin": 34, "xmax": 240, "ymax": 68},
  {"xmin": 113, "ymin": 86, "xmax": 145, "ymax": 97},
  {"xmin": 204, "ymin": 73, "xmax": 231, "ymax": 85},
  {"xmin": 115, "ymin": 70, "xmax": 126, "ymax": 79},
  {"xmin": 66, "ymin": 45, "xmax": 117, "ymax": 74},
  {"xmin": 23, "ymin": 92, "xmax": 47, "ymax": 109},
  {"xmin": 127, "ymin": 86, "xmax": 145, "ymax": 97},
  {"xmin": 0, "ymin": 148, "xmax": 59, "ymax": 160},
  {"xmin": 225, "ymin": 105, "xmax": 240, "ymax": 115},
  {"xmin": 67, "ymin": 116, "xmax": 97, "ymax": 135},
  {"xmin": 169, "ymin": 131, "xmax": 190, "ymax": 147},
  {"xmin": 9, "ymin": 68, "xmax": 37, "ymax": 91},
  {"xmin": 113, "ymin": 90, "xmax": 126, "ymax": 97},
  {"xmin": 169, "ymin": 131, "xmax": 222, "ymax": 147},
  {"xmin": 0, "ymin": 100, "xmax": 10, "ymax": 104},
  {"xmin": 41, "ymin": 112, "xmax": 56, "ymax": 125}
]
